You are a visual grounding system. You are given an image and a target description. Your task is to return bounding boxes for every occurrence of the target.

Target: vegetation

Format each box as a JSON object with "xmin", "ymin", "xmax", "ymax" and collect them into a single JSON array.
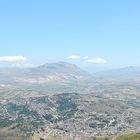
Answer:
[
  {"xmin": 43, "ymin": 114, "xmax": 54, "ymax": 122},
  {"xmin": 115, "ymin": 133, "xmax": 140, "ymax": 140},
  {"xmin": 87, "ymin": 133, "xmax": 140, "ymax": 140},
  {"xmin": 56, "ymin": 93, "xmax": 78, "ymax": 119},
  {"xmin": 0, "ymin": 118, "xmax": 13, "ymax": 127}
]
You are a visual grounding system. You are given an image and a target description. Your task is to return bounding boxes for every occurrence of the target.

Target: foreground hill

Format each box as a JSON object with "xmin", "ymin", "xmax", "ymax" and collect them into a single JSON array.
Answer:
[
  {"xmin": 1, "ymin": 91, "xmax": 140, "ymax": 139},
  {"xmin": 86, "ymin": 133, "xmax": 140, "ymax": 140}
]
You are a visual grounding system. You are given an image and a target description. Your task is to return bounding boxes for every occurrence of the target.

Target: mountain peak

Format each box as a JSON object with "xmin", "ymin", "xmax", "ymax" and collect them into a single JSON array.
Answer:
[
  {"xmin": 30, "ymin": 61, "xmax": 88, "ymax": 76},
  {"xmin": 40, "ymin": 61, "xmax": 77, "ymax": 68}
]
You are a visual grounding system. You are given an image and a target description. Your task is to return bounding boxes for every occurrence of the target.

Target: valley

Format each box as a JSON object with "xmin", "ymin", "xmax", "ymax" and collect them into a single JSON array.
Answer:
[{"xmin": 0, "ymin": 63, "xmax": 140, "ymax": 140}]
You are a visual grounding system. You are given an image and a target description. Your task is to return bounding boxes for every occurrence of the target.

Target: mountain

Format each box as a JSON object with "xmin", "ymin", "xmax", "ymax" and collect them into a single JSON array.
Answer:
[
  {"xmin": 0, "ymin": 62, "xmax": 90, "ymax": 86},
  {"xmin": 116, "ymin": 66, "xmax": 140, "ymax": 75},
  {"xmin": 29, "ymin": 61, "xmax": 87, "ymax": 76},
  {"xmin": 104, "ymin": 66, "xmax": 140, "ymax": 75},
  {"xmin": 94, "ymin": 66, "xmax": 140, "ymax": 81},
  {"xmin": 1, "ymin": 63, "xmax": 140, "ymax": 87}
]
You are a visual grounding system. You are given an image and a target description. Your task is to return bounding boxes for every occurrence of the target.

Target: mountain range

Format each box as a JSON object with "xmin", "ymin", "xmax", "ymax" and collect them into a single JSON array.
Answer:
[
  {"xmin": 0, "ymin": 62, "xmax": 140, "ymax": 86},
  {"xmin": 0, "ymin": 62, "xmax": 89, "ymax": 86}
]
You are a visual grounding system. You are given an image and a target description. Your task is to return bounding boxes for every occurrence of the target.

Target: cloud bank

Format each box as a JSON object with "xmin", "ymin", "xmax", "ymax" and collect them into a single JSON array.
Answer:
[
  {"xmin": 84, "ymin": 58, "xmax": 106, "ymax": 64},
  {"xmin": 0, "ymin": 56, "xmax": 27, "ymax": 62},
  {"xmin": 68, "ymin": 55, "xmax": 81, "ymax": 59},
  {"xmin": 83, "ymin": 56, "xmax": 89, "ymax": 59},
  {"xmin": 68, "ymin": 55, "xmax": 106, "ymax": 64}
]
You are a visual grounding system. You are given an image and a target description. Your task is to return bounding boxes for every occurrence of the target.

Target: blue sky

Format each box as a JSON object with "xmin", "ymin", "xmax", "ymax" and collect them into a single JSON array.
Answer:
[{"xmin": 0, "ymin": 0, "xmax": 140, "ymax": 71}]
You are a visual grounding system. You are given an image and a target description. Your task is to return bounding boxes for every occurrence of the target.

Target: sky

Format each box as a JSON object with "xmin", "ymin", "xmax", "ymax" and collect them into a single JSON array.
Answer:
[{"xmin": 0, "ymin": 0, "xmax": 140, "ymax": 71}]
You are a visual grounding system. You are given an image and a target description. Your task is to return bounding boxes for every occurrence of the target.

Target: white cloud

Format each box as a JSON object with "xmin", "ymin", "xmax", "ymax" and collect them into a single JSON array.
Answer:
[
  {"xmin": 68, "ymin": 55, "xmax": 81, "ymax": 59},
  {"xmin": 0, "ymin": 56, "xmax": 27, "ymax": 62},
  {"xmin": 83, "ymin": 56, "xmax": 89, "ymax": 59},
  {"xmin": 84, "ymin": 58, "xmax": 106, "ymax": 64}
]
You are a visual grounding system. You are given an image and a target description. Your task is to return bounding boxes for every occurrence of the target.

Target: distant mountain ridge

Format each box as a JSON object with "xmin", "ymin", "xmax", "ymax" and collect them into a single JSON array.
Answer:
[
  {"xmin": 96, "ymin": 66, "xmax": 140, "ymax": 77},
  {"xmin": 0, "ymin": 63, "xmax": 140, "ymax": 86},
  {"xmin": 0, "ymin": 62, "xmax": 90, "ymax": 85},
  {"xmin": 30, "ymin": 62, "xmax": 87, "ymax": 75}
]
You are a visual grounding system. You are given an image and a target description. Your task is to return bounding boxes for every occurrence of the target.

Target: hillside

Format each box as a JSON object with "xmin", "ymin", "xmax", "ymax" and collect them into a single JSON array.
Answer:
[
  {"xmin": 1, "ymin": 63, "xmax": 140, "ymax": 139},
  {"xmin": 0, "ymin": 62, "xmax": 91, "ymax": 89},
  {"xmin": 115, "ymin": 133, "xmax": 140, "ymax": 140}
]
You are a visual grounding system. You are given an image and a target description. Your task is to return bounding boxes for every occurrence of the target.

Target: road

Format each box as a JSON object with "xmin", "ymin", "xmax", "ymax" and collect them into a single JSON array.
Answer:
[
  {"xmin": 42, "ymin": 130, "xmax": 53, "ymax": 140},
  {"xmin": 112, "ymin": 136, "xmax": 117, "ymax": 140}
]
